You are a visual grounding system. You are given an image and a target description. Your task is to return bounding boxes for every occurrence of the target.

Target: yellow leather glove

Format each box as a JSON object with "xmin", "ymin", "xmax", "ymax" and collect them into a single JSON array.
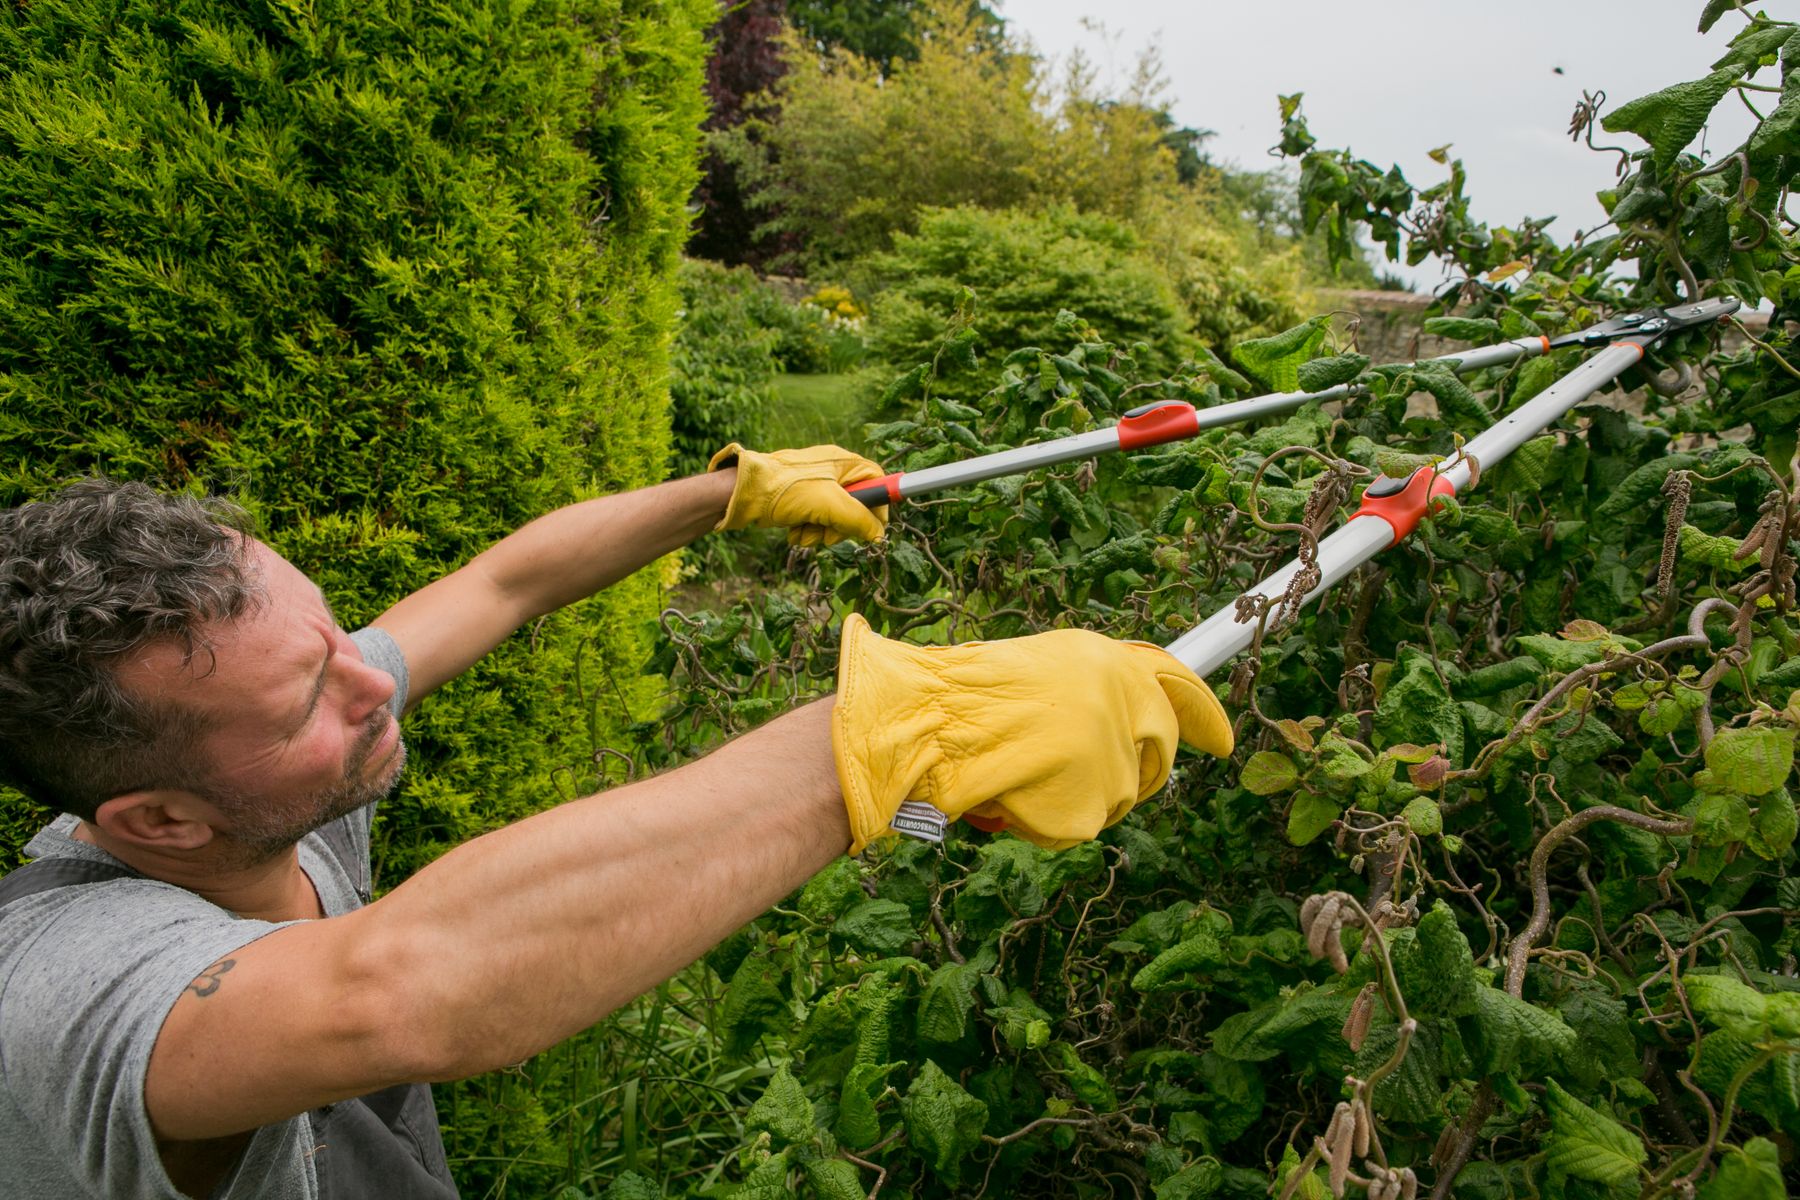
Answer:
[
  {"xmin": 831, "ymin": 613, "xmax": 1234, "ymax": 853},
  {"xmin": 709, "ymin": 443, "xmax": 889, "ymax": 546}
]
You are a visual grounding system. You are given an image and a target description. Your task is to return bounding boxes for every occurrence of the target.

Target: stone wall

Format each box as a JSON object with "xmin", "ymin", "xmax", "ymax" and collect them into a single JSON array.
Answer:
[{"xmin": 1313, "ymin": 288, "xmax": 1768, "ymax": 364}]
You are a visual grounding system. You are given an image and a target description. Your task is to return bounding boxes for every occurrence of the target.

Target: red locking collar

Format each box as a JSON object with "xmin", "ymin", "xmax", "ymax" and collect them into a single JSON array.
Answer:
[
  {"xmin": 1115, "ymin": 402, "xmax": 1201, "ymax": 451},
  {"xmin": 1353, "ymin": 466, "xmax": 1458, "ymax": 545}
]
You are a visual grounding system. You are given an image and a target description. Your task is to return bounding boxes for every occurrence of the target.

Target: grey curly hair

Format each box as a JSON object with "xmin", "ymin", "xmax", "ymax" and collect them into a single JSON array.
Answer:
[{"xmin": 0, "ymin": 478, "xmax": 263, "ymax": 819}]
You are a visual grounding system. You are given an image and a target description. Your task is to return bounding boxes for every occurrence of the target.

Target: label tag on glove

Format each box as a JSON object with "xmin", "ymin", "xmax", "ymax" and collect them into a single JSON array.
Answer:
[{"xmin": 891, "ymin": 801, "xmax": 948, "ymax": 843}]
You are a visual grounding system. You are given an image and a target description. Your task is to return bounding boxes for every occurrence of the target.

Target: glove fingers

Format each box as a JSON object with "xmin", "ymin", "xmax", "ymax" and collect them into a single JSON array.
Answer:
[
  {"xmin": 1123, "ymin": 643, "xmax": 1234, "ymax": 757},
  {"xmin": 812, "ymin": 486, "xmax": 888, "ymax": 543},
  {"xmin": 1131, "ymin": 688, "xmax": 1179, "ymax": 803},
  {"xmin": 830, "ymin": 451, "xmax": 890, "ymax": 543},
  {"xmin": 830, "ymin": 449, "xmax": 887, "ymax": 484},
  {"xmin": 711, "ymin": 444, "xmax": 891, "ymax": 543}
]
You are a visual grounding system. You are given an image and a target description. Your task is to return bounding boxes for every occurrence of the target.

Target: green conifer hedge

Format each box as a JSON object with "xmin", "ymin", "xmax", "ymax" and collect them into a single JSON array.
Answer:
[{"xmin": 0, "ymin": 0, "xmax": 715, "ymax": 873}]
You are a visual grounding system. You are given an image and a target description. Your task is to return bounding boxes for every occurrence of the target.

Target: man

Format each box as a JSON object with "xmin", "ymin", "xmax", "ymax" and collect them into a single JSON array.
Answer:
[{"xmin": 0, "ymin": 444, "xmax": 1232, "ymax": 1199}]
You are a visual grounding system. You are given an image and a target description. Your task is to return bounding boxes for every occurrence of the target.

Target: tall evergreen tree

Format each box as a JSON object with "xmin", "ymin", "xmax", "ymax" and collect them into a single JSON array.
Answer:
[{"xmin": 0, "ymin": 0, "xmax": 714, "ymax": 882}]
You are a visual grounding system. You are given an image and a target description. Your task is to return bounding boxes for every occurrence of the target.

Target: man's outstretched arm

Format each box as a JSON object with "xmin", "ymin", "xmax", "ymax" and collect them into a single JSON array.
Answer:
[
  {"xmin": 372, "ymin": 470, "xmax": 737, "ymax": 711},
  {"xmin": 146, "ymin": 699, "xmax": 847, "ymax": 1141},
  {"xmin": 144, "ymin": 621, "xmax": 1231, "ymax": 1142},
  {"xmin": 373, "ymin": 443, "xmax": 887, "ymax": 711}
]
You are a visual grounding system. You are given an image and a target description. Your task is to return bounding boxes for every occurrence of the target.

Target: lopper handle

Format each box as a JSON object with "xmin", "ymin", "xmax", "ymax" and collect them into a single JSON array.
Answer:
[{"xmin": 845, "ymin": 474, "xmax": 901, "ymax": 508}]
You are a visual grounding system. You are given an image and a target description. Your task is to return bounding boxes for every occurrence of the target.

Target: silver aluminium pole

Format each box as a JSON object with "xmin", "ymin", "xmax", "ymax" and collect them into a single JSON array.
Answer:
[
  {"xmin": 1162, "ymin": 297, "xmax": 1740, "ymax": 677},
  {"xmin": 846, "ymin": 337, "xmax": 1554, "ymax": 507}
]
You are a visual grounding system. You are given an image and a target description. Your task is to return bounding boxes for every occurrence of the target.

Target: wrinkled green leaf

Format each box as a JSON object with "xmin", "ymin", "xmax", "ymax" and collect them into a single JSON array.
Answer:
[
  {"xmin": 1698, "ymin": 1138, "xmax": 1786, "ymax": 1200},
  {"xmin": 1751, "ymin": 787, "xmax": 1798, "ymax": 859},
  {"xmin": 835, "ymin": 1061, "xmax": 898, "ymax": 1149},
  {"xmin": 1133, "ymin": 929, "xmax": 1226, "ymax": 992},
  {"xmin": 1603, "ymin": 68, "xmax": 1739, "ymax": 172},
  {"xmin": 902, "ymin": 1061, "xmax": 989, "ymax": 1183},
  {"xmin": 1423, "ymin": 316, "xmax": 1502, "ymax": 342},
  {"xmin": 1401, "ymin": 795, "xmax": 1443, "ymax": 836},
  {"xmin": 1543, "ymin": 1079, "xmax": 1647, "ymax": 1186},
  {"xmin": 1295, "ymin": 352, "xmax": 1369, "ymax": 392},
  {"xmin": 1377, "ymin": 648, "xmax": 1465, "ymax": 765},
  {"xmin": 917, "ymin": 961, "xmax": 982, "ymax": 1043},
  {"xmin": 1463, "ymin": 985, "xmax": 1578, "ymax": 1075},
  {"xmin": 1230, "ymin": 317, "xmax": 1330, "ymax": 391},
  {"xmin": 803, "ymin": 1158, "xmax": 866, "ymax": 1200},
  {"xmin": 1705, "ymin": 726, "xmax": 1795, "ymax": 796},
  {"xmin": 1240, "ymin": 751, "xmax": 1300, "ymax": 796},
  {"xmin": 747, "ymin": 1066, "xmax": 815, "ymax": 1146},
  {"xmin": 834, "ymin": 899, "xmax": 916, "ymax": 956},
  {"xmin": 1286, "ymin": 792, "xmax": 1340, "ymax": 846}
]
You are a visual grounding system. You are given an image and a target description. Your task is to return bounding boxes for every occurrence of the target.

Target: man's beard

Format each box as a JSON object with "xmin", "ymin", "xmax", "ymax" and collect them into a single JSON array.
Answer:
[{"xmin": 211, "ymin": 709, "xmax": 408, "ymax": 868}]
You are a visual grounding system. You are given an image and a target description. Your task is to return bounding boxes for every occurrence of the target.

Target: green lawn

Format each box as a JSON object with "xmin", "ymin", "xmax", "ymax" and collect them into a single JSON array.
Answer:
[{"xmin": 766, "ymin": 372, "xmax": 871, "ymax": 453}]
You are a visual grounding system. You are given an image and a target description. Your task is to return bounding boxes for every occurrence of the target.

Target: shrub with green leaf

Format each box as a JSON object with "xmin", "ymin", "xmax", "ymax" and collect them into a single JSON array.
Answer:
[
  {"xmin": 670, "ymin": 259, "xmax": 781, "ymax": 476},
  {"xmin": 630, "ymin": 8, "xmax": 1800, "ymax": 1197},
  {"xmin": 862, "ymin": 205, "xmax": 1204, "ymax": 404},
  {"xmin": 0, "ymin": 0, "xmax": 713, "ymax": 874}
]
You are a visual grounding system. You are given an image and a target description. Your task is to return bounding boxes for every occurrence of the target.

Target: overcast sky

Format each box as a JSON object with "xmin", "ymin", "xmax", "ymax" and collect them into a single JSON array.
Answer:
[{"xmin": 1002, "ymin": 0, "xmax": 1767, "ymax": 291}]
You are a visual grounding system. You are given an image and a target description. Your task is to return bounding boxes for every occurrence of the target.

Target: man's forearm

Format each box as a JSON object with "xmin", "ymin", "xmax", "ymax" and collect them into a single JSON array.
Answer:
[
  {"xmin": 372, "ymin": 469, "xmax": 736, "ymax": 704},
  {"xmin": 477, "ymin": 468, "xmax": 737, "ymax": 621},
  {"xmin": 367, "ymin": 698, "xmax": 847, "ymax": 1080}
]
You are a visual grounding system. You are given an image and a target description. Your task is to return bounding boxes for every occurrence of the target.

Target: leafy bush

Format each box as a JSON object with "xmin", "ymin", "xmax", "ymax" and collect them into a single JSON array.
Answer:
[
  {"xmin": 753, "ymin": 289, "xmax": 868, "ymax": 376},
  {"xmin": 716, "ymin": 0, "xmax": 1043, "ymax": 268},
  {"xmin": 0, "ymin": 5, "xmax": 715, "ymax": 1190},
  {"xmin": 670, "ymin": 259, "xmax": 781, "ymax": 476},
  {"xmin": 863, "ymin": 206, "xmax": 1202, "ymax": 402},
  {"xmin": 627, "ymin": 8, "xmax": 1800, "ymax": 1197},
  {"xmin": 1131, "ymin": 189, "xmax": 1305, "ymax": 348}
]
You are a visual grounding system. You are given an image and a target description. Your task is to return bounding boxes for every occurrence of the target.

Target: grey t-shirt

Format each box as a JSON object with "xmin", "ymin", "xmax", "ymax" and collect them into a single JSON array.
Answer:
[{"xmin": 0, "ymin": 626, "xmax": 411, "ymax": 1200}]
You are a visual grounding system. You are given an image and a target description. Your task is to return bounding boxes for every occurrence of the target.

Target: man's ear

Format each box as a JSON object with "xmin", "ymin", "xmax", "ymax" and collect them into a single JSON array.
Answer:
[{"xmin": 91, "ymin": 790, "xmax": 220, "ymax": 852}]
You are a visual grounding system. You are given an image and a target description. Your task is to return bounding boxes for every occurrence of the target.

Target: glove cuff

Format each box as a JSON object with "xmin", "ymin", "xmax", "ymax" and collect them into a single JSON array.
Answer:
[
  {"xmin": 708, "ymin": 442, "xmax": 761, "ymax": 532},
  {"xmin": 832, "ymin": 614, "xmax": 942, "ymax": 853}
]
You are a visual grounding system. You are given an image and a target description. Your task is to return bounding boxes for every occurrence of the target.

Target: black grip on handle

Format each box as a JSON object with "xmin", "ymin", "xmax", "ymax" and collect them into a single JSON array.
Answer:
[{"xmin": 845, "ymin": 478, "xmax": 896, "ymax": 507}]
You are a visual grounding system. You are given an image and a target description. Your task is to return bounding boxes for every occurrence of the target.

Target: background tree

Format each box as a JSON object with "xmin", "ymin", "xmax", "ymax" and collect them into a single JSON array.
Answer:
[
  {"xmin": 786, "ymin": 0, "xmax": 1002, "ymax": 71},
  {"xmin": 690, "ymin": 0, "xmax": 790, "ymax": 265},
  {"xmin": 714, "ymin": 0, "xmax": 1048, "ymax": 268}
]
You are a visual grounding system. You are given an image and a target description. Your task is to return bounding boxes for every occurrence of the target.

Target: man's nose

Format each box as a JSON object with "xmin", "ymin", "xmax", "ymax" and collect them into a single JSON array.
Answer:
[{"xmin": 341, "ymin": 653, "xmax": 397, "ymax": 721}]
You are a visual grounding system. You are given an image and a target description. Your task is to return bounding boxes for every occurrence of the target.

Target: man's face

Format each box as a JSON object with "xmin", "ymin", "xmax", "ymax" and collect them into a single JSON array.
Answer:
[{"xmin": 119, "ymin": 539, "xmax": 407, "ymax": 863}]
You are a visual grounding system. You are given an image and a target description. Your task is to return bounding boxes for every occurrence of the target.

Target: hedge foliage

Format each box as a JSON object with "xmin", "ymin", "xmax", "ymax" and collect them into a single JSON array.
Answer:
[
  {"xmin": 670, "ymin": 259, "xmax": 779, "ymax": 478},
  {"xmin": 0, "ymin": 0, "xmax": 713, "ymax": 876},
  {"xmin": 864, "ymin": 206, "xmax": 1218, "ymax": 403}
]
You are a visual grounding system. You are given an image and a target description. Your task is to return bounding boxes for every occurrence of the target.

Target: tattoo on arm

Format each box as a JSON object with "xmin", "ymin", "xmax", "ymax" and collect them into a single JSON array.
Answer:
[{"xmin": 187, "ymin": 959, "xmax": 236, "ymax": 999}]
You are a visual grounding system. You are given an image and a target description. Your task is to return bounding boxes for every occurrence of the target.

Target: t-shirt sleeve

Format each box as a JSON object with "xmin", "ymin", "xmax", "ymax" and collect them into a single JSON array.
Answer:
[
  {"xmin": 0, "ymin": 884, "xmax": 298, "ymax": 1199},
  {"xmin": 350, "ymin": 625, "xmax": 409, "ymax": 719}
]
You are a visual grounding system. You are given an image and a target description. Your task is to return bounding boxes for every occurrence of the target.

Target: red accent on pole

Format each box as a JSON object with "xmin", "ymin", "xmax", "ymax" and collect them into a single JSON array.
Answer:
[
  {"xmin": 1115, "ymin": 402, "xmax": 1201, "ymax": 451},
  {"xmin": 1353, "ymin": 467, "xmax": 1458, "ymax": 545},
  {"xmin": 846, "ymin": 472, "xmax": 904, "ymax": 507}
]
